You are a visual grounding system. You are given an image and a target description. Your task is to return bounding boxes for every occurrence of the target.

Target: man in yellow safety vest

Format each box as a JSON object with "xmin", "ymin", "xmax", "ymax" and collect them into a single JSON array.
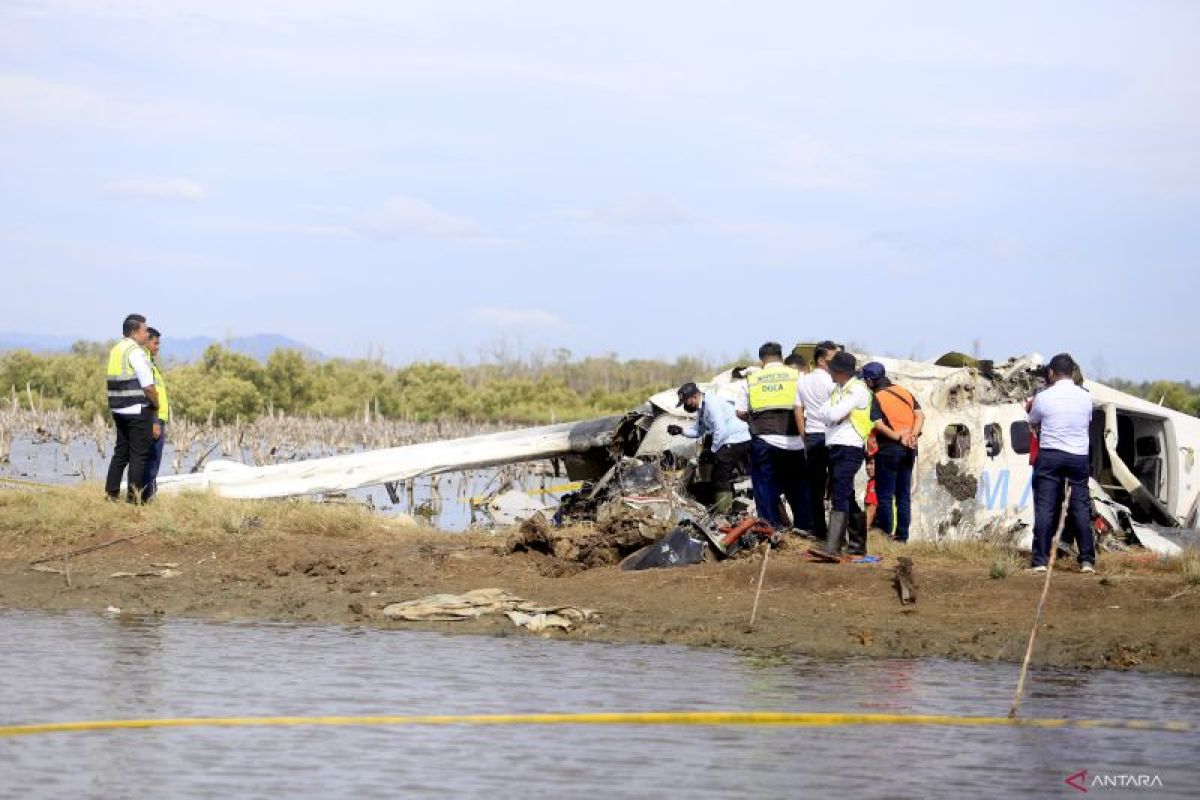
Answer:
[
  {"xmin": 734, "ymin": 341, "xmax": 813, "ymax": 533},
  {"xmin": 142, "ymin": 326, "xmax": 170, "ymax": 499},
  {"xmin": 104, "ymin": 314, "xmax": 159, "ymax": 502},
  {"xmin": 811, "ymin": 351, "xmax": 873, "ymax": 557}
]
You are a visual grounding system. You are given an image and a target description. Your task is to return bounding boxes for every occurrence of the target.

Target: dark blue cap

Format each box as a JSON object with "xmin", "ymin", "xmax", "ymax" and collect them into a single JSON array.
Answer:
[{"xmin": 862, "ymin": 362, "xmax": 886, "ymax": 381}]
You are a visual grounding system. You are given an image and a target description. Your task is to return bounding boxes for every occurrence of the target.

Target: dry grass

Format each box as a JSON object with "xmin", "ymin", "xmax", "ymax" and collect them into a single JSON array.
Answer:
[
  {"xmin": 870, "ymin": 532, "xmax": 1015, "ymax": 565},
  {"xmin": 1181, "ymin": 550, "xmax": 1200, "ymax": 586},
  {"xmin": 869, "ymin": 531, "xmax": 1200, "ymax": 583},
  {"xmin": 0, "ymin": 483, "xmax": 432, "ymax": 557},
  {"xmin": 988, "ymin": 551, "xmax": 1023, "ymax": 580}
]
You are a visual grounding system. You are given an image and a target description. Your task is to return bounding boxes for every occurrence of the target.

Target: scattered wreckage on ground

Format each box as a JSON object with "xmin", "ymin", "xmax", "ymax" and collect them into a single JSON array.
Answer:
[{"xmin": 158, "ymin": 351, "xmax": 1200, "ymax": 566}]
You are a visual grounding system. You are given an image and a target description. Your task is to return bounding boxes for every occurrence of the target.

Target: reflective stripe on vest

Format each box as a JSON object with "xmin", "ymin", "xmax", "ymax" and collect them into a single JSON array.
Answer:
[
  {"xmin": 747, "ymin": 365, "xmax": 800, "ymax": 437},
  {"xmin": 832, "ymin": 378, "xmax": 874, "ymax": 442},
  {"xmin": 152, "ymin": 361, "xmax": 170, "ymax": 422},
  {"xmin": 875, "ymin": 385, "xmax": 916, "ymax": 433},
  {"xmin": 106, "ymin": 339, "xmax": 142, "ymax": 410}
]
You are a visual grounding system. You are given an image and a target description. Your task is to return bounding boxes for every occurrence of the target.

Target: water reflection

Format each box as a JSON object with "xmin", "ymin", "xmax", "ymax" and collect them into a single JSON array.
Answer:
[{"xmin": 1, "ymin": 610, "xmax": 1197, "ymax": 799}]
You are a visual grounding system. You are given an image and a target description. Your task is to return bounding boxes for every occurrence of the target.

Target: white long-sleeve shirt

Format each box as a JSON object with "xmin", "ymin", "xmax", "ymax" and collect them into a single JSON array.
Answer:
[
  {"xmin": 796, "ymin": 368, "xmax": 835, "ymax": 436},
  {"xmin": 816, "ymin": 380, "xmax": 872, "ymax": 448},
  {"xmin": 112, "ymin": 341, "xmax": 155, "ymax": 416}
]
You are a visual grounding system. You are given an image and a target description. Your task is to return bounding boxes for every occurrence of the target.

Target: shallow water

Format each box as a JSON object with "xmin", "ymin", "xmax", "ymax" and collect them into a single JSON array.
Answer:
[
  {"xmin": 1, "ymin": 435, "xmax": 561, "ymax": 530},
  {"xmin": 1, "ymin": 610, "xmax": 1197, "ymax": 798}
]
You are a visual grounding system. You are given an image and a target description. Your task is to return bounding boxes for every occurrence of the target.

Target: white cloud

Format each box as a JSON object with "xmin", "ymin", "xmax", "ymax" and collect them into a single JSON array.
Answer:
[
  {"xmin": 595, "ymin": 194, "xmax": 698, "ymax": 227},
  {"xmin": 772, "ymin": 136, "xmax": 877, "ymax": 193},
  {"xmin": 0, "ymin": 74, "xmax": 108, "ymax": 125},
  {"xmin": 471, "ymin": 307, "xmax": 567, "ymax": 329},
  {"xmin": 106, "ymin": 177, "xmax": 205, "ymax": 202},
  {"xmin": 353, "ymin": 195, "xmax": 478, "ymax": 241}
]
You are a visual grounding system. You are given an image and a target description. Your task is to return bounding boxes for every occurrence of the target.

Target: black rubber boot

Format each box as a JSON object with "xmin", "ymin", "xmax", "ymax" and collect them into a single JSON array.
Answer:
[
  {"xmin": 825, "ymin": 510, "xmax": 847, "ymax": 558},
  {"xmin": 847, "ymin": 511, "xmax": 868, "ymax": 556}
]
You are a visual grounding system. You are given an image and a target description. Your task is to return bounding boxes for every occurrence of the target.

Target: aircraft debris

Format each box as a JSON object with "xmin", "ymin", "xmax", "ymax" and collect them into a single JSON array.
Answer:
[
  {"xmin": 380, "ymin": 588, "xmax": 598, "ymax": 632},
  {"xmin": 148, "ymin": 349, "xmax": 1199, "ymax": 562}
]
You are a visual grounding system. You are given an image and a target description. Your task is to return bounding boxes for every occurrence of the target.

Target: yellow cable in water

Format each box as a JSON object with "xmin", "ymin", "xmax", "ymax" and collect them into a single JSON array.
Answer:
[
  {"xmin": 469, "ymin": 481, "xmax": 584, "ymax": 506},
  {"xmin": 0, "ymin": 711, "xmax": 1191, "ymax": 739}
]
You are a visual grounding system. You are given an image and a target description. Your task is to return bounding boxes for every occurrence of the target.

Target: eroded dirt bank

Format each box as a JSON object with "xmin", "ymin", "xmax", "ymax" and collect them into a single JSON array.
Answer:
[{"xmin": 3, "ymin": 528, "xmax": 1197, "ymax": 675}]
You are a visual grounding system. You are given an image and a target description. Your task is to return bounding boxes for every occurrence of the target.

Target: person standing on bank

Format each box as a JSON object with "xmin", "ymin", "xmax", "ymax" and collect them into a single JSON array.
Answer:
[
  {"xmin": 667, "ymin": 382, "xmax": 751, "ymax": 514},
  {"xmin": 812, "ymin": 352, "xmax": 873, "ymax": 557},
  {"xmin": 862, "ymin": 362, "xmax": 924, "ymax": 543},
  {"xmin": 141, "ymin": 327, "xmax": 170, "ymax": 500},
  {"xmin": 734, "ymin": 342, "xmax": 813, "ymax": 532},
  {"xmin": 796, "ymin": 340, "xmax": 839, "ymax": 539},
  {"xmin": 1027, "ymin": 353, "xmax": 1096, "ymax": 574},
  {"xmin": 104, "ymin": 314, "xmax": 159, "ymax": 503}
]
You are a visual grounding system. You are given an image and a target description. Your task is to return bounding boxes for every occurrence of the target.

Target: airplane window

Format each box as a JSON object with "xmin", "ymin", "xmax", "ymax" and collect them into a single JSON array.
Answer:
[
  {"xmin": 984, "ymin": 423, "xmax": 1003, "ymax": 458},
  {"xmin": 1010, "ymin": 421, "xmax": 1032, "ymax": 454},
  {"xmin": 944, "ymin": 424, "xmax": 971, "ymax": 459}
]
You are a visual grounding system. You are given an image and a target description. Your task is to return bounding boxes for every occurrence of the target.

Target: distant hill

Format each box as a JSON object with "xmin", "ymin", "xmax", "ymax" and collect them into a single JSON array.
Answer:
[
  {"xmin": 0, "ymin": 331, "xmax": 324, "ymax": 363},
  {"xmin": 0, "ymin": 332, "xmax": 81, "ymax": 353},
  {"xmin": 166, "ymin": 334, "xmax": 324, "ymax": 362}
]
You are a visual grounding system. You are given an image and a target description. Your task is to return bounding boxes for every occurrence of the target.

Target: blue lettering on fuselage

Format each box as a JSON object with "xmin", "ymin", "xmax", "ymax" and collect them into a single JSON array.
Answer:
[{"xmin": 977, "ymin": 469, "xmax": 1033, "ymax": 511}]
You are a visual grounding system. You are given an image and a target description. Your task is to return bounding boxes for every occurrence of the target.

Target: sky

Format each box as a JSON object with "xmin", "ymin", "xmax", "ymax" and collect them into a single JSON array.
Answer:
[{"xmin": 1, "ymin": 0, "xmax": 1197, "ymax": 380}]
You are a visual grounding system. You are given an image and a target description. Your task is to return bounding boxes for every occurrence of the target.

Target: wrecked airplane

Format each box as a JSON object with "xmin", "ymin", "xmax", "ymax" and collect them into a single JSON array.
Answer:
[{"xmin": 156, "ymin": 352, "xmax": 1200, "ymax": 557}]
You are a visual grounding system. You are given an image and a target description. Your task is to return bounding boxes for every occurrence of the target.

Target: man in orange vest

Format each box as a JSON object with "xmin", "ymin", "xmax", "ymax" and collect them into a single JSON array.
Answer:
[{"xmin": 863, "ymin": 362, "xmax": 924, "ymax": 543}]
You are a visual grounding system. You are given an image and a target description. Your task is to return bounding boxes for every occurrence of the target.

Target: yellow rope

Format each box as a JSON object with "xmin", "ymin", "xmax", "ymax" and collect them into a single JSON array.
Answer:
[
  {"xmin": 469, "ymin": 481, "xmax": 584, "ymax": 506},
  {"xmin": 0, "ymin": 711, "xmax": 1191, "ymax": 739}
]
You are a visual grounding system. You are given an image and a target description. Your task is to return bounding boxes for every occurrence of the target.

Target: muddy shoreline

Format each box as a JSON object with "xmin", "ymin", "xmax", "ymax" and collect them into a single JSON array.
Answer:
[{"xmin": 3, "ymin": 528, "xmax": 1197, "ymax": 676}]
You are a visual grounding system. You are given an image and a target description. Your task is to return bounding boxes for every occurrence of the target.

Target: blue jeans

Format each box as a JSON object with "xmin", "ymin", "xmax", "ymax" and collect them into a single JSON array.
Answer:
[
  {"xmin": 143, "ymin": 420, "xmax": 167, "ymax": 500},
  {"xmin": 749, "ymin": 437, "xmax": 813, "ymax": 530},
  {"xmin": 875, "ymin": 445, "xmax": 915, "ymax": 541},
  {"xmin": 828, "ymin": 444, "xmax": 864, "ymax": 513},
  {"xmin": 1032, "ymin": 448, "xmax": 1094, "ymax": 567}
]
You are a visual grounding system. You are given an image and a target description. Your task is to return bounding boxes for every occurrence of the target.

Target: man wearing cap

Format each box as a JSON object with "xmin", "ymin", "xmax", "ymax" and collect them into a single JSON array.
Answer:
[
  {"xmin": 796, "ymin": 340, "xmax": 839, "ymax": 539},
  {"xmin": 863, "ymin": 362, "xmax": 924, "ymax": 543},
  {"xmin": 734, "ymin": 342, "xmax": 813, "ymax": 532},
  {"xmin": 1027, "ymin": 353, "xmax": 1096, "ymax": 574},
  {"xmin": 811, "ymin": 352, "xmax": 873, "ymax": 556},
  {"xmin": 667, "ymin": 382, "xmax": 751, "ymax": 514}
]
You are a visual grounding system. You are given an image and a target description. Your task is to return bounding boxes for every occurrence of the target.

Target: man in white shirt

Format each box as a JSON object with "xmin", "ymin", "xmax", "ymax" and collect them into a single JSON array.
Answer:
[
  {"xmin": 811, "ymin": 351, "xmax": 873, "ymax": 557},
  {"xmin": 1027, "ymin": 353, "xmax": 1096, "ymax": 573},
  {"xmin": 104, "ymin": 314, "xmax": 160, "ymax": 502},
  {"xmin": 795, "ymin": 340, "xmax": 839, "ymax": 538},
  {"xmin": 734, "ymin": 342, "xmax": 812, "ymax": 533}
]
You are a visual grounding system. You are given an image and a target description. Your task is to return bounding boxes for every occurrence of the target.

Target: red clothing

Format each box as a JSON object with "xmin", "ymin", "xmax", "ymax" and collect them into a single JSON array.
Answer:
[{"xmin": 865, "ymin": 478, "xmax": 878, "ymax": 507}]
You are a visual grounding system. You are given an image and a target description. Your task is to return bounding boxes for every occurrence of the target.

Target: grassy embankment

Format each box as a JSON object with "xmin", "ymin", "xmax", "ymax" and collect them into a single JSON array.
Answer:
[
  {"xmin": 2, "ymin": 483, "xmax": 1197, "ymax": 587},
  {"xmin": 0, "ymin": 484, "xmax": 444, "ymax": 562}
]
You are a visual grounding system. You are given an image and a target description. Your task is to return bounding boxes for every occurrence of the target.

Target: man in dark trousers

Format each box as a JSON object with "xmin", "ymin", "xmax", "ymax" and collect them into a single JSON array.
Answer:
[
  {"xmin": 863, "ymin": 362, "xmax": 924, "ymax": 543},
  {"xmin": 104, "ymin": 314, "xmax": 159, "ymax": 502},
  {"xmin": 667, "ymin": 381, "xmax": 751, "ymax": 514},
  {"xmin": 734, "ymin": 342, "xmax": 813, "ymax": 533},
  {"xmin": 1027, "ymin": 353, "xmax": 1096, "ymax": 573},
  {"xmin": 812, "ymin": 352, "xmax": 873, "ymax": 557},
  {"xmin": 796, "ymin": 340, "xmax": 839, "ymax": 538},
  {"xmin": 142, "ymin": 326, "xmax": 170, "ymax": 500}
]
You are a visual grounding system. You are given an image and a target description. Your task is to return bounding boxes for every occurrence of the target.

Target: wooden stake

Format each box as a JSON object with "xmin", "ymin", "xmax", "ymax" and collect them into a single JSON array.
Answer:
[
  {"xmin": 749, "ymin": 541, "xmax": 771, "ymax": 628},
  {"xmin": 1009, "ymin": 483, "xmax": 1070, "ymax": 719}
]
